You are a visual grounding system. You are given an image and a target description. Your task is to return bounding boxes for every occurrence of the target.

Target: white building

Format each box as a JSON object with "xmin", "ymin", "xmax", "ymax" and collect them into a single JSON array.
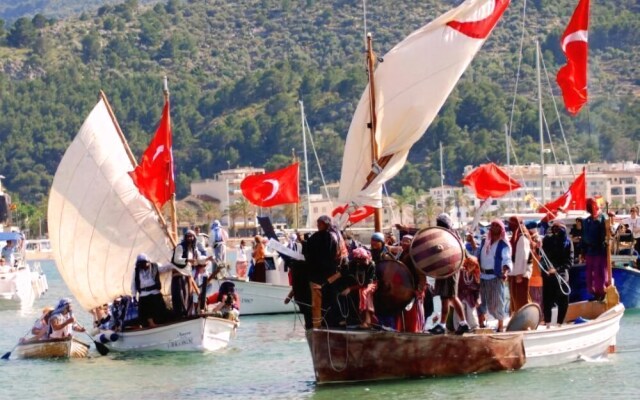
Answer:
[{"xmin": 190, "ymin": 167, "xmax": 265, "ymax": 225}]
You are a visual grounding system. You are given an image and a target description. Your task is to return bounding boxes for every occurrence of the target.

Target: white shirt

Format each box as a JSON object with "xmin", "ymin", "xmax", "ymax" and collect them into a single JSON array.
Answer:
[
  {"xmin": 49, "ymin": 313, "xmax": 74, "ymax": 339},
  {"xmin": 509, "ymin": 235, "xmax": 532, "ymax": 278},
  {"xmin": 622, "ymin": 216, "xmax": 640, "ymax": 239},
  {"xmin": 131, "ymin": 263, "xmax": 174, "ymax": 297},
  {"xmin": 479, "ymin": 240, "xmax": 513, "ymax": 280}
]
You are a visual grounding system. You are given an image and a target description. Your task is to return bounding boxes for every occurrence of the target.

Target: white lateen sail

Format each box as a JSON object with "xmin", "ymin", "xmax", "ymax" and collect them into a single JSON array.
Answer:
[
  {"xmin": 339, "ymin": 0, "xmax": 509, "ymax": 207},
  {"xmin": 48, "ymin": 97, "xmax": 172, "ymax": 311}
]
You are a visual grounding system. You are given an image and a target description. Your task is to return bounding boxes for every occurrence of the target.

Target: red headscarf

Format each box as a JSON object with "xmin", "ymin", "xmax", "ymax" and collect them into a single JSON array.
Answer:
[{"xmin": 586, "ymin": 197, "xmax": 599, "ymax": 217}]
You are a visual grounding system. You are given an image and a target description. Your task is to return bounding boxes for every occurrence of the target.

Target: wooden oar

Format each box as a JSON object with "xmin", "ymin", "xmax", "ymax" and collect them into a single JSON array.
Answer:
[
  {"xmin": 1, "ymin": 328, "xmax": 32, "ymax": 360},
  {"xmin": 81, "ymin": 331, "xmax": 110, "ymax": 356}
]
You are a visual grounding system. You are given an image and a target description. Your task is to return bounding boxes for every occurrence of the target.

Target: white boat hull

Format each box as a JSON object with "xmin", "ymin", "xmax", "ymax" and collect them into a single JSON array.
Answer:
[
  {"xmin": 522, "ymin": 302, "xmax": 624, "ymax": 368},
  {"xmin": 209, "ymin": 279, "xmax": 296, "ymax": 315},
  {"xmin": 0, "ymin": 266, "xmax": 47, "ymax": 305},
  {"xmin": 101, "ymin": 316, "xmax": 236, "ymax": 352}
]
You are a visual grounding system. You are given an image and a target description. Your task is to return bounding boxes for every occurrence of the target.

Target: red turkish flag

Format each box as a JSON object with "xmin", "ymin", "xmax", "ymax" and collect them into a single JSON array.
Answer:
[
  {"xmin": 538, "ymin": 168, "xmax": 586, "ymax": 217},
  {"xmin": 461, "ymin": 163, "xmax": 521, "ymax": 200},
  {"xmin": 240, "ymin": 163, "xmax": 299, "ymax": 207},
  {"xmin": 347, "ymin": 206, "xmax": 376, "ymax": 225},
  {"xmin": 556, "ymin": 0, "xmax": 589, "ymax": 116},
  {"xmin": 129, "ymin": 99, "xmax": 175, "ymax": 208}
]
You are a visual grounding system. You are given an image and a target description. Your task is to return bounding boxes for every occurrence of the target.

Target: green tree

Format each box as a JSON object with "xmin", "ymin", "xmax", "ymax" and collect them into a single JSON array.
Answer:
[{"xmin": 7, "ymin": 17, "xmax": 36, "ymax": 48}]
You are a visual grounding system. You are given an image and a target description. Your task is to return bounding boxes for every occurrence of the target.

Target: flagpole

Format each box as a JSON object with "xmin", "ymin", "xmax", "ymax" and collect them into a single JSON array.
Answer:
[
  {"xmin": 537, "ymin": 41, "xmax": 546, "ymax": 205},
  {"xmin": 164, "ymin": 76, "xmax": 179, "ymax": 244},
  {"xmin": 366, "ymin": 33, "xmax": 382, "ymax": 233},
  {"xmin": 299, "ymin": 100, "xmax": 311, "ymax": 229},
  {"xmin": 292, "ymin": 147, "xmax": 299, "ymax": 230},
  {"xmin": 99, "ymin": 90, "xmax": 177, "ymax": 248}
]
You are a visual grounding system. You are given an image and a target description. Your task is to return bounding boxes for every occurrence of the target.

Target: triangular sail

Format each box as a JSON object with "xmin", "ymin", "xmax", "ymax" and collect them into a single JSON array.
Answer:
[
  {"xmin": 339, "ymin": 0, "xmax": 509, "ymax": 207},
  {"xmin": 48, "ymin": 98, "xmax": 172, "ymax": 311}
]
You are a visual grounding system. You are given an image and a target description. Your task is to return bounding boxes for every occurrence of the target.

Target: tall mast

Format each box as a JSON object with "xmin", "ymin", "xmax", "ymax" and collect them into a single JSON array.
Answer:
[
  {"xmin": 439, "ymin": 142, "xmax": 445, "ymax": 210},
  {"xmin": 537, "ymin": 41, "xmax": 545, "ymax": 204},
  {"xmin": 164, "ymin": 76, "xmax": 178, "ymax": 243},
  {"xmin": 299, "ymin": 100, "xmax": 311, "ymax": 229},
  {"xmin": 366, "ymin": 33, "xmax": 382, "ymax": 232}
]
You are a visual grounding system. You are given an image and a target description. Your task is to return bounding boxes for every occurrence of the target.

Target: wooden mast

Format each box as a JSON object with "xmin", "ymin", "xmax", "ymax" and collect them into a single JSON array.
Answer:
[
  {"xmin": 99, "ymin": 90, "xmax": 177, "ymax": 248},
  {"xmin": 164, "ymin": 76, "xmax": 179, "ymax": 244},
  {"xmin": 365, "ymin": 33, "xmax": 382, "ymax": 232}
]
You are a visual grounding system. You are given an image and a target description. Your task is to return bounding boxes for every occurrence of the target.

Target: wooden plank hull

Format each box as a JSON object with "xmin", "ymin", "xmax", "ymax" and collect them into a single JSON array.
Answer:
[
  {"xmin": 15, "ymin": 337, "xmax": 89, "ymax": 359},
  {"xmin": 307, "ymin": 329, "xmax": 525, "ymax": 384},
  {"xmin": 103, "ymin": 316, "xmax": 237, "ymax": 352}
]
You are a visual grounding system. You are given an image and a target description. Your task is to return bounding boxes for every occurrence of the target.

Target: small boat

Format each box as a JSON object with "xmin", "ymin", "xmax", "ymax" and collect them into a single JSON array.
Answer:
[
  {"xmin": 48, "ymin": 92, "xmax": 237, "ymax": 352},
  {"xmin": 24, "ymin": 239, "xmax": 54, "ymax": 261},
  {"xmin": 102, "ymin": 316, "xmax": 236, "ymax": 352},
  {"xmin": 209, "ymin": 278, "xmax": 294, "ymax": 315},
  {"xmin": 0, "ymin": 231, "xmax": 48, "ymax": 305},
  {"xmin": 14, "ymin": 336, "xmax": 90, "ymax": 359},
  {"xmin": 520, "ymin": 301, "xmax": 624, "ymax": 368}
]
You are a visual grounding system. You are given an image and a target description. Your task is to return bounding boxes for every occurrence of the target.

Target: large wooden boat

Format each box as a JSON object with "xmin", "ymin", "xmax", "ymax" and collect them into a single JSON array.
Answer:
[
  {"xmin": 308, "ymin": 329, "xmax": 525, "ymax": 384},
  {"xmin": 14, "ymin": 336, "xmax": 90, "ymax": 359},
  {"xmin": 308, "ymin": 300, "xmax": 623, "ymax": 384},
  {"xmin": 570, "ymin": 263, "xmax": 640, "ymax": 309}
]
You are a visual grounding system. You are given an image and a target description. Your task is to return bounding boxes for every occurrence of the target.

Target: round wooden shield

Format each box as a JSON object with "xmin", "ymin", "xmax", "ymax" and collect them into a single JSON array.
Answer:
[
  {"xmin": 374, "ymin": 260, "xmax": 415, "ymax": 315},
  {"xmin": 506, "ymin": 303, "xmax": 541, "ymax": 332},
  {"xmin": 409, "ymin": 226, "xmax": 464, "ymax": 279}
]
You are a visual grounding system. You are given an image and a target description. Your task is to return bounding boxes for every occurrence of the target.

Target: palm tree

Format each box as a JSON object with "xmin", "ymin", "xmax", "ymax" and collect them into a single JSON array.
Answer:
[
  {"xmin": 392, "ymin": 186, "xmax": 419, "ymax": 225},
  {"xmin": 235, "ymin": 198, "xmax": 255, "ymax": 233},
  {"xmin": 422, "ymin": 195, "xmax": 438, "ymax": 227}
]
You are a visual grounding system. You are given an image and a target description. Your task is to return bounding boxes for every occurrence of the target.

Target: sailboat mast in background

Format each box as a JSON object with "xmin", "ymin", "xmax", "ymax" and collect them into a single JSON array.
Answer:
[
  {"xmin": 299, "ymin": 101, "xmax": 312, "ymax": 229},
  {"xmin": 536, "ymin": 41, "xmax": 545, "ymax": 204}
]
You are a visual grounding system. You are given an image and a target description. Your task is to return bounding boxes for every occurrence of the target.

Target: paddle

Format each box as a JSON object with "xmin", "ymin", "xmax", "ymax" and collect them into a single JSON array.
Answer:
[
  {"xmin": 2, "ymin": 328, "xmax": 33, "ymax": 360},
  {"xmin": 81, "ymin": 331, "xmax": 110, "ymax": 356},
  {"xmin": 72, "ymin": 313, "xmax": 110, "ymax": 356}
]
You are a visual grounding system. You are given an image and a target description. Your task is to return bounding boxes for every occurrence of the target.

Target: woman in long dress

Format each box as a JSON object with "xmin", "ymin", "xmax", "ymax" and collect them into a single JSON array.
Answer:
[
  {"xmin": 251, "ymin": 235, "xmax": 267, "ymax": 283},
  {"xmin": 235, "ymin": 240, "xmax": 249, "ymax": 280}
]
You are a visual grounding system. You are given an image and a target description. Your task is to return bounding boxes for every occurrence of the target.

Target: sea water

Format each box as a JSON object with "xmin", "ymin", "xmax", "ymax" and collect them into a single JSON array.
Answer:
[{"xmin": 1, "ymin": 261, "xmax": 639, "ymax": 400}]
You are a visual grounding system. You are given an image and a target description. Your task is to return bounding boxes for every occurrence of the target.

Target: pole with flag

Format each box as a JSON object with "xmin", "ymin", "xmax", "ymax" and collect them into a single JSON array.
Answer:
[
  {"xmin": 556, "ymin": 0, "xmax": 590, "ymax": 116},
  {"xmin": 128, "ymin": 77, "xmax": 177, "ymax": 243}
]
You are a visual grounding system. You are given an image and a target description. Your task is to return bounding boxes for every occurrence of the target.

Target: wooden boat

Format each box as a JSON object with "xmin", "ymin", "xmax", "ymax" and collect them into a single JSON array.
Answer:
[
  {"xmin": 14, "ymin": 337, "xmax": 90, "ymax": 359},
  {"xmin": 47, "ymin": 92, "xmax": 237, "ymax": 352},
  {"xmin": 308, "ymin": 329, "xmax": 525, "ymax": 384},
  {"xmin": 305, "ymin": 0, "xmax": 626, "ymax": 385},
  {"xmin": 308, "ymin": 300, "xmax": 623, "ymax": 384},
  {"xmin": 104, "ymin": 316, "xmax": 236, "ymax": 352}
]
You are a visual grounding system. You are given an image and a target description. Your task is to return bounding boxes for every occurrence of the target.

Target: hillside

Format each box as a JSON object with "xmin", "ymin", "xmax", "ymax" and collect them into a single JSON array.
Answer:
[{"xmin": 0, "ymin": 0, "xmax": 638, "ymax": 232}]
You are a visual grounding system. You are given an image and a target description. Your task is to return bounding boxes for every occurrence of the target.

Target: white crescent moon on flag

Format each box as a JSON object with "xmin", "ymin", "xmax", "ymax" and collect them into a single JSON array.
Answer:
[
  {"xmin": 561, "ymin": 30, "xmax": 588, "ymax": 52},
  {"xmin": 561, "ymin": 192, "xmax": 573, "ymax": 210},
  {"xmin": 263, "ymin": 179, "xmax": 280, "ymax": 201},
  {"xmin": 152, "ymin": 145, "xmax": 165, "ymax": 161}
]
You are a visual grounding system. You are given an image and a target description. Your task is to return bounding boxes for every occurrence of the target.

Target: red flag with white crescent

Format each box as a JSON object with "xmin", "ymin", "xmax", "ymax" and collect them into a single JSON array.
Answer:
[
  {"xmin": 129, "ymin": 99, "xmax": 175, "ymax": 208},
  {"xmin": 556, "ymin": 0, "xmax": 590, "ymax": 116},
  {"xmin": 538, "ymin": 168, "xmax": 586, "ymax": 218},
  {"xmin": 240, "ymin": 163, "xmax": 299, "ymax": 207}
]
